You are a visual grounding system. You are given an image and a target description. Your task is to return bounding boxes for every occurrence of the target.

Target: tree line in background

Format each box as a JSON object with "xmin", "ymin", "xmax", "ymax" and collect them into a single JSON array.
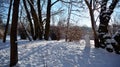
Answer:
[{"xmin": 0, "ymin": 0, "xmax": 120, "ymax": 66}]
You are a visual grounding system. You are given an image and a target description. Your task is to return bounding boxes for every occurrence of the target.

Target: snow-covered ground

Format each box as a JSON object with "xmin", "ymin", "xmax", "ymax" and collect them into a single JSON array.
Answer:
[{"xmin": 0, "ymin": 39, "xmax": 120, "ymax": 67}]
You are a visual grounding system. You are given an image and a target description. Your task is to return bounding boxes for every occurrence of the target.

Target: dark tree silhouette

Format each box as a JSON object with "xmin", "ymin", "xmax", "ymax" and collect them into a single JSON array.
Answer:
[
  {"xmin": 23, "ymin": 0, "xmax": 34, "ymax": 40},
  {"xmin": 27, "ymin": 0, "xmax": 41, "ymax": 40},
  {"xmin": 44, "ymin": 0, "xmax": 51, "ymax": 40},
  {"xmin": 10, "ymin": 0, "xmax": 20, "ymax": 66},
  {"xmin": 3, "ymin": 0, "xmax": 13, "ymax": 43},
  {"xmin": 37, "ymin": 0, "xmax": 43, "ymax": 40},
  {"xmin": 44, "ymin": 0, "xmax": 60, "ymax": 40}
]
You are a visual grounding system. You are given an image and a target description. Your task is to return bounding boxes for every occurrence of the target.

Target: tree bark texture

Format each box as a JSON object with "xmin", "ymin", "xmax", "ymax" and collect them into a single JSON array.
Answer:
[
  {"xmin": 44, "ymin": 0, "xmax": 51, "ymax": 40},
  {"xmin": 10, "ymin": 0, "xmax": 20, "ymax": 66},
  {"xmin": 37, "ymin": 0, "xmax": 43, "ymax": 40},
  {"xmin": 98, "ymin": 0, "xmax": 119, "ymax": 48}
]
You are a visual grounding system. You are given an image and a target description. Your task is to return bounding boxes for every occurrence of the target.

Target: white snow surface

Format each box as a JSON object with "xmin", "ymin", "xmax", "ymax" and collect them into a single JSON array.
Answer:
[{"xmin": 0, "ymin": 39, "xmax": 120, "ymax": 67}]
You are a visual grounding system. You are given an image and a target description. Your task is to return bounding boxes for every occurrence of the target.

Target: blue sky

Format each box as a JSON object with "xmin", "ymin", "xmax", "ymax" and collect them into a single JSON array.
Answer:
[
  {"xmin": 2, "ymin": 0, "xmax": 94, "ymax": 27},
  {"xmin": 2, "ymin": 0, "xmax": 120, "ymax": 27},
  {"xmin": 51, "ymin": 0, "xmax": 120, "ymax": 27},
  {"xmin": 51, "ymin": 0, "xmax": 93, "ymax": 27}
]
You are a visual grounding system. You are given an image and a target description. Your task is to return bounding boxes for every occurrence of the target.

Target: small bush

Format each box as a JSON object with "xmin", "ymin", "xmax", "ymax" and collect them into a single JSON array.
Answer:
[
  {"xmin": 50, "ymin": 26, "xmax": 60, "ymax": 40},
  {"xmin": 67, "ymin": 26, "xmax": 82, "ymax": 41}
]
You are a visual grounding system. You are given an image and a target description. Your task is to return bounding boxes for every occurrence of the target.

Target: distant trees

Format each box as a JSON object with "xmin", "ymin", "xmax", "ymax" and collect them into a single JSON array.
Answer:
[
  {"xmin": 0, "ymin": 29, "xmax": 3, "ymax": 39},
  {"xmin": 67, "ymin": 26, "xmax": 82, "ymax": 41},
  {"xmin": 0, "ymin": 22, "xmax": 4, "ymax": 39},
  {"xmin": 60, "ymin": 0, "xmax": 84, "ymax": 41},
  {"xmin": 0, "ymin": 14, "xmax": 4, "ymax": 39},
  {"xmin": 0, "ymin": 0, "xmax": 5, "ymax": 39},
  {"xmin": 56, "ymin": 20, "xmax": 82, "ymax": 41},
  {"xmin": 50, "ymin": 26, "xmax": 60, "ymax": 40}
]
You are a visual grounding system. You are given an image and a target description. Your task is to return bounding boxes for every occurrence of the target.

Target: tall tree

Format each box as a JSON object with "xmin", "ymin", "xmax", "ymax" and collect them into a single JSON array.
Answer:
[
  {"xmin": 23, "ymin": 0, "xmax": 34, "ymax": 40},
  {"xmin": 37, "ymin": 0, "xmax": 43, "ymax": 39},
  {"xmin": 44, "ymin": 0, "xmax": 51, "ymax": 40},
  {"xmin": 98, "ymin": 0, "xmax": 119, "ymax": 48},
  {"xmin": 27, "ymin": 0, "xmax": 41, "ymax": 40},
  {"xmin": 3, "ymin": 0, "xmax": 13, "ymax": 43},
  {"xmin": 84, "ymin": 0, "xmax": 100, "ymax": 48},
  {"xmin": 10, "ymin": 0, "xmax": 20, "ymax": 66},
  {"xmin": 44, "ymin": 0, "xmax": 60, "ymax": 40},
  {"xmin": 65, "ymin": 0, "xmax": 72, "ymax": 41}
]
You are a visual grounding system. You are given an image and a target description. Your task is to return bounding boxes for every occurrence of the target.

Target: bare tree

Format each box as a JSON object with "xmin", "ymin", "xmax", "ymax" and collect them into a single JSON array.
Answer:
[
  {"xmin": 3, "ymin": 0, "xmax": 13, "ymax": 43},
  {"xmin": 44, "ymin": 0, "xmax": 60, "ymax": 40},
  {"xmin": 84, "ymin": 0, "xmax": 100, "ymax": 48},
  {"xmin": 27, "ymin": 0, "xmax": 41, "ymax": 40},
  {"xmin": 65, "ymin": 0, "xmax": 72, "ymax": 41},
  {"xmin": 59, "ymin": 0, "xmax": 86, "ymax": 41},
  {"xmin": 37, "ymin": 0, "xmax": 43, "ymax": 39},
  {"xmin": 23, "ymin": 0, "xmax": 34, "ymax": 40},
  {"xmin": 10, "ymin": 0, "xmax": 20, "ymax": 66},
  {"xmin": 44, "ymin": 0, "xmax": 51, "ymax": 40}
]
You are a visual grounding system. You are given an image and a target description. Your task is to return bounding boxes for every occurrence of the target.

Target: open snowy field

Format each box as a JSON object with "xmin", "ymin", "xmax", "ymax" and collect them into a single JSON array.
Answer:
[{"xmin": 0, "ymin": 39, "xmax": 120, "ymax": 67}]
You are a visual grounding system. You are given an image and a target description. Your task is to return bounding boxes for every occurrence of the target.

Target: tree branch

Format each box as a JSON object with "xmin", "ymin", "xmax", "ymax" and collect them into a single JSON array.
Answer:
[
  {"xmin": 60, "ymin": 0, "xmax": 82, "ymax": 4},
  {"xmin": 51, "ymin": 0, "xmax": 60, "ymax": 7},
  {"xmin": 84, "ymin": 0, "xmax": 90, "ymax": 7},
  {"xmin": 107, "ymin": 0, "xmax": 119, "ymax": 15},
  {"xmin": 90, "ymin": 0, "xmax": 92, "ymax": 7}
]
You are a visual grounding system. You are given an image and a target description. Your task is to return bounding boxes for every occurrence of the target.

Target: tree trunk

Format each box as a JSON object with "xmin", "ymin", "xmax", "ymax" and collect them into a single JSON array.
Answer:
[
  {"xmin": 3, "ymin": 0, "xmax": 12, "ymax": 43},
  {"xmin": 89, "ymin": 8, "xmax": 100, "ymax": 48},
  {"xmin": 28, "ymin": 0, "xmax": 41, "ymax": 40},
  {"xmin": 98, "ymin": 0, "xmax": 119, "ymax": 48},
  {"xmin": 10, "ymin": 0, "xmax": 20, "ymax": 66},
  {"xmin": 84, "ymin": 0, "xmax": 100, "ymax": 48},
  {"xmin": 19, "ymin": 22, "xmax": 32, "ymax": 41},
  {"xmin": 23, "ymin": 0, "xmax": 34, "ymax": 40},
  {"xmin": 37, "ymin": 0, "xmax": 43, "ymax": 40},
  {"xmin": 44, "ymin": 0, "xmax": 51, "ymax": 40},
  {"xmin": 65, "ymin": 3, "xmax": 72, "ymax": 42}
]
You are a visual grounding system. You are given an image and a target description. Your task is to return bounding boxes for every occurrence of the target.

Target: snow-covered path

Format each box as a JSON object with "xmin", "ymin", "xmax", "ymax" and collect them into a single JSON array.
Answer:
[{"xmin": 0, "ymin": 40, "xmax": 120, "ymax": 67}]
